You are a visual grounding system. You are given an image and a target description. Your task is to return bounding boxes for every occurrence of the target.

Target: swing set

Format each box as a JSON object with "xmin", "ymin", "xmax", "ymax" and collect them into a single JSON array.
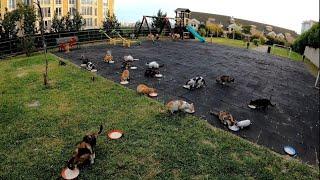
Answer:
[{"xmin": 136, "ymin": 15, "xmax": 182, "ymax": 39}]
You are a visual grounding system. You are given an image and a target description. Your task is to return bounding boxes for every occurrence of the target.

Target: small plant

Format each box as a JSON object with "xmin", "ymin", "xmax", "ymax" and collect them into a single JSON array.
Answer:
[
  {"xmin": 252, "ymin": 38, "xmax": 260, "ymax": 46},
  {"xmin": 198, "ymin": 28, "xmax": 207, "ymax": 37}
]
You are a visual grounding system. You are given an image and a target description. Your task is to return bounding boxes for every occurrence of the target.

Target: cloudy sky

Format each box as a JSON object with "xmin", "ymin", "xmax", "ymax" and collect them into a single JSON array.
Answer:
[{"xmin": 115, "ymin": 0, "xmax": 319, "ymax": 34}]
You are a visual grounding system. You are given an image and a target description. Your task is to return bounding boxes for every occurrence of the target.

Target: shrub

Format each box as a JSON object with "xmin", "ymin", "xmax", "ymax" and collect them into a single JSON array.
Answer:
[
  {"xmin": 266, "ymin": 35, "xmax": 285, "ymax": 46},
  {"xmin": 252, "ymin": 38, "xmax": 260, "ymax": 46},
  {"xmin": 251, "ymin": 31, "xmax": 266, "ymax": 45},
  {"xmin": 198, "ymin": 28, "xmax": 207, "ymax": 37},
  {"xmin": 227, "ymin": 30, "xmax": 243, "ymax": 40},
  {"xmin": 292, "ymin": 23, "xmax": 319, "ymax": 54}
]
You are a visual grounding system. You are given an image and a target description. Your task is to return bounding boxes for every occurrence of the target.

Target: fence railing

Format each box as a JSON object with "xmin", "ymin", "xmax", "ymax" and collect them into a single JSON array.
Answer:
[{"xmin": 0, "ymin": 28, "xmax": 170, "ymax": 59}]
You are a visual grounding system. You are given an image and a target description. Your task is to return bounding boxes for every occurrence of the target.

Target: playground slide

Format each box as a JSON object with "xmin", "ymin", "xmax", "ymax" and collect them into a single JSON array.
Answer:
[{"xmin": 186, "ymin": 25, "xmax": 206, "ymax": 43}]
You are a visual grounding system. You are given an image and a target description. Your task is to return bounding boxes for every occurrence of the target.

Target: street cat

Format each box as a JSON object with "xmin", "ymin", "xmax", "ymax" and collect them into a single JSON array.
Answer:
[
  {"xmin": 248, "ymin": 98, "xmax": 275, "ymax": 110},
  {"xmin": 184, "ymin": 76, "xmax": 206, "ymax": 90},
  {"xmin": 216, "ymin": 75, "xmax": 234, "ymax": 85},
  {"xmin": 211, "ymin": 111, "xmax": 236, "ymax": 126},
  {"xmin": 136, "ymin": 84, "xmax": 157, "ymax": 95},
  {"xmin": 145, "ymin": 61, "xmax": 164, "ymax": 69},
  {"xmin": 144, "ymin": 68, "xmax": 160, "ymax": 77},
  {"xmin": 121, "ymin": 69, "xmax": 130, "ymax": 82},
  {"xmin": 166, "ymin": 100, "xmax": 195, "ymax": 114},
  {"xmin": 86, "ymin": 62, "xmax": 96, "ymax": 71},
  {"xmin": 67, "ymin": 125, "xmax": 103, "ymax": 170}
]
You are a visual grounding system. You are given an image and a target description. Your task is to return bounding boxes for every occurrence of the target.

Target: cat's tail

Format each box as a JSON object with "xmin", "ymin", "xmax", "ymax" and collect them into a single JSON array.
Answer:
[
  {"xmin": 159, "ymin": 64, "xmax": 164, "ymax": 68},
  {"xmin": 98, "ymin": 125, "xmax": 103, "ymax": 135},
  {"xmin": 210, "ymin": 111, "xmax": 219, "ymax": 117}
]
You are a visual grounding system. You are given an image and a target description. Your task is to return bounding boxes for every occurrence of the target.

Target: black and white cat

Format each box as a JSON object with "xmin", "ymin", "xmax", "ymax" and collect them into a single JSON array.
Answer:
[
  {"xmin": 86, "ymin": 62, "xmax": 96, "ymax": 71},
  {"xmin": 145, "ymin": 61, "xmax": 164, "ymax": 69},
  {"xmin": 144, "ymin": 68, "xmax": 160, "ymax": 77},
  {"xmin": 248, "ymin": 98, "xmax": 275, "ymax": 110},
  {"xmin": 80, "ymin": 55, "xmax": 89, "ymax": 66},
  {"xmin": 183, "ymin": 76, "xmax": 206, "ymax": 90}
]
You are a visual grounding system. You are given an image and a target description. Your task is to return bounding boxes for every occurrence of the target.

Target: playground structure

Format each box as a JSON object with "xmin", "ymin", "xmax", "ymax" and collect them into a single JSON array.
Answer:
[
  {"xmin": 99, "ymin": 29, "xmax": 141, "ymax": 47},
  {"xmin": 136, "ymin": 15, "xmax": 176, "ymax": 38}
]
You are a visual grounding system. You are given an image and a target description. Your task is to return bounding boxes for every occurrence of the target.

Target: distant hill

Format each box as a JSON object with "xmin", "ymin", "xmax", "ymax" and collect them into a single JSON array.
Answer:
[{"xmin": 190, "ymin": 11, "xmax": 298, "ymax": 37}]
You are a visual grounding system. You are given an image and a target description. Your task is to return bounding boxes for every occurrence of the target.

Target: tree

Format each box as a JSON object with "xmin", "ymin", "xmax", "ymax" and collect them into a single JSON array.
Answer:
[
  {"xmin": 51, "ymin": 13, "xmax": 65, "ymax": 32},
  {"xmin": 134, "ymin": 20, "xmax": 141, "ymax": 35},
  {"xmin": 102, "ymin": 11, "xmax": 120, "ymax": 33},
  {"xmin": 206, "ymin": 23, "xmax": 223, "ymax": 37},
  {"xmin": 16, "ymin": 3, "xmax": 37, "ymax": 56},
  {"xmin": 72, "ymin": 10, "xmax": 85, "ymax": 31},
  {"xmin": 65, "ymin": 12, "xmax": 73, "ymax": 31},
  {"xmin": 292, "ymin": 23, "xmax": 320, "ymax": 54},
  {"xmin": 152, "ymin": 9, "xmax": 167, "ymax": 32},
  {"xmin": 2, "ymin": 8, "xmax": 19, "ymax": 39},
  {"xmin": 242, "ymin": 25, "xmax": 251, "ymax": 34}
]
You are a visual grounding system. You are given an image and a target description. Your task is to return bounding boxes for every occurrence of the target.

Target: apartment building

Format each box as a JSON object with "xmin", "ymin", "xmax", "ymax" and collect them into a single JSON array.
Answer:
[{"xmin": 0, "ymin": 0, "xmax": 114, "ymax": 30}]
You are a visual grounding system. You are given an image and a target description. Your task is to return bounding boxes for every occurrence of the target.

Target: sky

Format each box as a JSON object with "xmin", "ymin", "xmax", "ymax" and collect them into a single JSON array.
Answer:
[{"xmin": 115, "ymin": 0, "xmax": 319, "ymax": 34}]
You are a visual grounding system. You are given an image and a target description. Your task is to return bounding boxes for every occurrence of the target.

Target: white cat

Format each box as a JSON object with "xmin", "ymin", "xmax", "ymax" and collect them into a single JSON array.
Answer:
[{"xmin": 145, "ymin": 61, "xmax": 164, "ymax": 69}]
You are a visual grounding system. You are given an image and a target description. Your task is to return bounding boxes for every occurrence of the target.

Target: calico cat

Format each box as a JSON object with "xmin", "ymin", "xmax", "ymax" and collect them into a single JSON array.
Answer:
[
  {"xmin": 67, "ymin": 125, "xmax": 103, "ymax": 170},
  {"xmin": 248, "ymin": 98, "xmax": 275, "ymax": 110},
  {"xmin": 184, "ymin": 76, "xmax": 206, "ymax": 90},
  {"xmin": 121, "ymin": 69, "xmax": 130, "ymax": 82},
  {"xmin": 144, "ymin": 68, "xmax": 160, "ymax": 77},
  {"xmin": 104, "ymin": 54, "xmax": 113, "ymax": 63},
  {"xmin": 166, "ymin": 100, "xmax": 195, "ymax": 114},
  {"xmin": 216, "ymin": 75, "xmax": 234, "ymax": 85},
  {"xmin": 145, "ymin": 61, "xmax": 164, "ymax": 69},
  {"xmin": 80, "ymin": 55, "xmax": 89, "ymax": 65},
  {"xmin": 121, "ymin": 61, "xmax": 132, "ymax": 70},
  {"xmin": 136, "ymin": 84, "xmax": 157, "ymax": 95},
  {"xmin": 86, "ymin": 62, "xmax": 96, "ymax": 71},
  {"xmin": 210, "ymin": 111, "xmax": 236, "ymax": 126}
]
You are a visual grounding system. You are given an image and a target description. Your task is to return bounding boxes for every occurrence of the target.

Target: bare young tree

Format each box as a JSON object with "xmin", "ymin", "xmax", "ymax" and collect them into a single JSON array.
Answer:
[{"xmin": 34, "ymin": 0, "xmax": 49, "ymax": 87}]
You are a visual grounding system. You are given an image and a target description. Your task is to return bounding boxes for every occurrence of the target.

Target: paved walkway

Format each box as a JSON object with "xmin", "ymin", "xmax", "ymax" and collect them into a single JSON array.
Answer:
[{"xmin": 252, "ymin": 45, "xmax": 268, "ymax": 53}]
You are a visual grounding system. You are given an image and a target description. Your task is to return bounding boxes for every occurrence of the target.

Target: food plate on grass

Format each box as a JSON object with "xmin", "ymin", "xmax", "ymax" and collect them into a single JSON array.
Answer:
[
  {"xmin": 91, "ymin": 69, "xmax": 97, "ymax": 72},
  {"xmin": 130, "ymin": 66, "xmax": 137, "ymax": 70},
  {"xmin": 80, "ymin": 64, "xmax": 87, "ymax": 67},
  {"xmin": 284, "ymin": 146, "xmax": 296, "ymax": 156},
  {"xmin": 228, "ymin": 125, "xmax": 240, "ymax": 131},
  {"xmin": 149, "ymin": 93, "xmax": 158, "ymax": 97},
  {"xmin": 248, "ymin": 105, "xmax": 256, "ymax": 109},
  {"xmin": 107, "ymin": 130, "xmax": 123, "ymax": 139},
  {"xmin": 185, "ymin": 109, "xmax": 195, "ymax": 114},
  {"xmin": 120, "ymin": 81, "xmax": 129, "ymax": 85},
  {"xmin": 155, "ymin": 74, "xmax": 163, "ymax": 78},
  {"xmin": 236, "ymin": 120, "xmax": 251, "ymax": 129},
  {"xmin": 61, "ymin": 167, "xmax": 79, "ymax": 180},
  {"xmin": 108, "ymin": 61, "xmax": 115, "ymax": 64}
]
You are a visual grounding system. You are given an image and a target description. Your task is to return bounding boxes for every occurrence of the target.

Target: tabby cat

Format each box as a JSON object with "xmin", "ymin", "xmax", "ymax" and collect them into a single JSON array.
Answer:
[{"xmin": 136, "ymin": 84, "xmax": 157, "ymax": 95}]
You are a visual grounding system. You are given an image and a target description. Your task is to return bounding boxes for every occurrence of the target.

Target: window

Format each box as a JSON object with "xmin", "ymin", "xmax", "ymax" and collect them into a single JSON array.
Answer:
[
  {"xmin": 69, "ymin": 7, "xmax": 76, "ymax": 15},
  {"xmin": 69, "ymin": 0, "xmax": 76, "ymax": 4},
  {"xmin": 56, "ymin": 0, "xmax": 61, "ymax": 4},
  {"xmin": 44, "ymin": 20, "xmax": 52, "ymax": 30},
  {"xmin": 81, "ymin": 7, "xmax": 92, "ymax": 15},
  {"xmin": 41, "ymin": 7, "xmax": 51, "ymax": 18},
  {"xmin": 40, "ymin": 0, "xmax": 50, "ymax": 5},
  {"xmin": 55, "ymin": 7, "xmax": 62, "ymax": 16},
  {"xmin": 85, "ymin": 18, "xmax": 92, "ymax": 27},
  {"xmin": 9, "ymin": 0, "xmax": 16, "ymax": 9}
]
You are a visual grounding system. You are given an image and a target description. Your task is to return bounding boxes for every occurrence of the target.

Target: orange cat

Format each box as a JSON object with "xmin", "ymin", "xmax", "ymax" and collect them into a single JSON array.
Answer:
[
  {"xmin": 121, "ymin": 69, "xmax": 130, "ymax": 82},
  {"xmin": 136, "ymin": 84, "xmax": 157, "ymax": 95},
  {"xmin": 166, "ymin": 100, "xmax": 195, "ymax": 114}
]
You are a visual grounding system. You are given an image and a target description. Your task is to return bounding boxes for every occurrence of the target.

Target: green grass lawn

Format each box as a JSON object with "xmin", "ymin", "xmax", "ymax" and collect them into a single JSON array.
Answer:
[
  {"xmin": 271, "ymin": 46, "xmax": 303, "ymax": 61},
  {"xmin": 206, "ymin": 37, "xmax": 251, "ymax": 49},
  {"xmin": 0, "ymin": 54, "xmax": 318, "ymax": 179}
]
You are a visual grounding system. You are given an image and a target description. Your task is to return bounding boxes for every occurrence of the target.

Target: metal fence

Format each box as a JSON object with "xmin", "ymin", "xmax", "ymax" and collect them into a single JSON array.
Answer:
[{"xmin": 0, "ymin": 28, "xmax": 167, "ymax": 59}]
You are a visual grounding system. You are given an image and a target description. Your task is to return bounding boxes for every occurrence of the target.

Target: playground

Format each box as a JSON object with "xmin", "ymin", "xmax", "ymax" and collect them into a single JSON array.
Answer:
[{"xmin": 55, "ymin": 40, "xmax": 319, "ymax": 165}]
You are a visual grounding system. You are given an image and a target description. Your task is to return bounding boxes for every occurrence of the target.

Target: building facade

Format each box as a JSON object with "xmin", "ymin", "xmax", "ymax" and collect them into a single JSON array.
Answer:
[
  {"xmin": 301, "ymin": 20, "xmax": 316, "ymax": 34},
  {"xmin": 0, "ymin": 0, "xmax": 114, "ymax": 30}
]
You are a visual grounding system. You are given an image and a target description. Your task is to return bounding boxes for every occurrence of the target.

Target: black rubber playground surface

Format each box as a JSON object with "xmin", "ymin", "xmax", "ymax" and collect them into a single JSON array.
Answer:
[{"xmin": 55, "ymin": 40, "xmax": 319, "ymax": 165}]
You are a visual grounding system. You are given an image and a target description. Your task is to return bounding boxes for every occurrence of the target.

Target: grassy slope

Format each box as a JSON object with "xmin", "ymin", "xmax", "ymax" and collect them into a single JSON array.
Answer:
[
  {"xmin": 206, "ymin": 37, "xmax": 250, "ymax": 49},
  {"xmin": 0, "ymin": 54, "xmax": 318, "ymax": 179},
  {"xmin": 271, "ymin": 47, "xmax": 303, "ymax": 61}
]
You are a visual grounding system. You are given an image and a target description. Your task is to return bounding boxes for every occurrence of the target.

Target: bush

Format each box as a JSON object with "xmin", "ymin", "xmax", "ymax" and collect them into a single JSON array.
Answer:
[
  {"xmin": 227, "ymin": 30, "xmax": 243, "ymax": 40},
  {"xmin": 252, "ymin": 38, "xmax": 260, "ymax": 46},
  {"xmin": 251, "ymin": 31, "xmax": 266, "ymax": 45},
  {"xmin": 266, "ymin": 35, "xmax": 285, "ymax": 46},
  {"xmin": 198, "ymin": 28, "xmax": 207, "ymax": 37},
  {"xmin": 292, "ymin": 23, "xmax": 319, "ymax": 54}
]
